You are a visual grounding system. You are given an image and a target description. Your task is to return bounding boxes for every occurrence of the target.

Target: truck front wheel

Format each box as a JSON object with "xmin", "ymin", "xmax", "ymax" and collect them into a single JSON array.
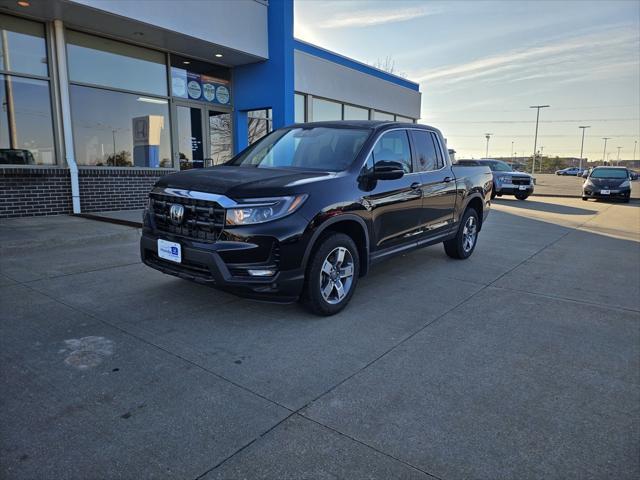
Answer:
[
  {"xmin": 444, "ymin": 208, "xmax": 479, "ymax": 260},
  {"xmin": 302, "ymin": 232, "xmax": 360, "ymax": 316}
]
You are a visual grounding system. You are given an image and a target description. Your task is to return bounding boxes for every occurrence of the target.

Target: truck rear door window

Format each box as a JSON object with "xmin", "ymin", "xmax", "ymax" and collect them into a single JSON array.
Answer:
[{"xmin": 409, "ymin": 130, "xmax": 439, "ymax": 172}]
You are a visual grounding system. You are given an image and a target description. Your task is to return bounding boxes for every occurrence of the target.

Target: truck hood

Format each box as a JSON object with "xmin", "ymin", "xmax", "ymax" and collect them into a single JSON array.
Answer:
[{"xmin": 155, "ymin": 166, "xmax": 337, "ymax": 198}]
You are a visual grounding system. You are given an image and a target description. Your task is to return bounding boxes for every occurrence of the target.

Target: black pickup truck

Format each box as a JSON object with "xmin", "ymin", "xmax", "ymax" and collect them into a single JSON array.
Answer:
[{"xmin": 141, "ymin": 121, "xmax": 492, "ymax": 315}]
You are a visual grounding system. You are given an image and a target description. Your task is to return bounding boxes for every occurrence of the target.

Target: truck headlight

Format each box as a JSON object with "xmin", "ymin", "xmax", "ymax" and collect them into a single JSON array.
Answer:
[
  {"xmin": 498, "ymin": 176, "xmax": 510, "ymax": 183},
  {"xmin": 620, "ymin": 180, "xmax": 630, "ymax": 188},
  {"xmin": 226, "ymin": 194, "xmax": 308, "ymax": 226}
]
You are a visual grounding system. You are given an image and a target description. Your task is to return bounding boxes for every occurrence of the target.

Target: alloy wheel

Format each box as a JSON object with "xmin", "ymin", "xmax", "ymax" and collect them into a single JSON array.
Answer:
[
  {"xmin": 319, "ymin": 246, "xmax": 354, "ymax": 304},
  {"xmin": 462, "ymin": 216, "xmax": 477, "ymax": 253}
]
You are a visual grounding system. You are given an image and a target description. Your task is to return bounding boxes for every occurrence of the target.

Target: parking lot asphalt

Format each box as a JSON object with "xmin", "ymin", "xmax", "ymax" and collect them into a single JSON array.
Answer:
[{"xmin": 1, "ymin": 197, "xmax": 639, "ymax": 480}]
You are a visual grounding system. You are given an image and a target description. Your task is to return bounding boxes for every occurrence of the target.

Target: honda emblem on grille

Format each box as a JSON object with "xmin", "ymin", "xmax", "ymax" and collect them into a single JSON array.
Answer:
[{"xmin": 169, "ymin": 204, "xmax": 185, "ymax": 225}]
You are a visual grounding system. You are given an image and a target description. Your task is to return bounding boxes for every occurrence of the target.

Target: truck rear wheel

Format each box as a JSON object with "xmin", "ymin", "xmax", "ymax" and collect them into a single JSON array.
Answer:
[
  {"xmin": 444, "ymin": 208, "xmax": 479, "ymax": 260},
  {"xmin": 302, "ymin": 233, "xmax": 360, "ymax": 316}
]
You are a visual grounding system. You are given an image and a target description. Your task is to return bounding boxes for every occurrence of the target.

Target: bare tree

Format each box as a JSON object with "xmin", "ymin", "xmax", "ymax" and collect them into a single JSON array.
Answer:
[{"xmin": 371, "ymin": 56, "xmax": 407, "ymax": 78}]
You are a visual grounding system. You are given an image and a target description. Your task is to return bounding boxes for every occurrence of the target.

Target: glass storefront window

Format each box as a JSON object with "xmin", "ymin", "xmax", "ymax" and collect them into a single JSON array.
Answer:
[
  {"xmin": 373, "ymin": 110, "xmax": 394, "ymax": 121},
  {"xmin": 312, "ymin": 98, "xmax": 341, "ymax": 121},
  {"xmin": 70, "ymin": 85, "xmax": 171, "ymax": 167},
  {"xmin": 0, "ymin": 75, "xmax": 55, "ymax": 165},
  {"xmin": 395, "ymin": 115, "xmax": 414, "ymax": 123},
  {"xmin": 66, "ymin": 30, "xmax": 167, "ymax": 96},
  {"xmin": 294, "ymin": 93, "xmax": 305, "ymax": 123},
  {"xmin": 248, "ymin": 109, "xmax": 272, "ymax": 145},
  {"xmin": 0, "ymin": 14, "xmax": 48, "ymax": 77},
  {"xmin": 176, "ymin": 105, "xmax": 202, "ymax": 169},
  {"xmin": 344, "ymin": 104, "xmax": 369, "ymax": 120},
  {"xmin": 170, "ymin": 54, "xmax": 231, "ymax": 106},
  {"xmin": 209, "ymin": 111, "xmax": 232, "ymax": 165}
]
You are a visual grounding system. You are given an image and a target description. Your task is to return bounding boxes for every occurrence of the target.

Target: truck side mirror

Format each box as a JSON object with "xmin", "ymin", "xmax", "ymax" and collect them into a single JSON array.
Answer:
[{"xmin": 374, "ymin": 160, "xmax": 405, "ymax": 180}]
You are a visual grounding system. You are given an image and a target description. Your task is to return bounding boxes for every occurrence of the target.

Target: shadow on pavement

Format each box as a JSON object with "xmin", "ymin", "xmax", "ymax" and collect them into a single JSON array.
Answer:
[{"xmin": 493, "ymin": 197, "xmax": 598, "ymax": 215}]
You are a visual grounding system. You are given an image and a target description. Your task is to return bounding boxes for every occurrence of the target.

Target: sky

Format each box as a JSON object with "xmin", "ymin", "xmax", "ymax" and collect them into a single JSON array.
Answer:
[{"xmin": 294, "ymin": 0, "xmax": 640, "ymax": 160}]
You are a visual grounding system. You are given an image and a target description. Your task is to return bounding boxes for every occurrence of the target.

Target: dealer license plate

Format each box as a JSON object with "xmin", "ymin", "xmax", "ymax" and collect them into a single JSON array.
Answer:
[
  {"xmin": 600, "ymin": 189, "xmax": 610, "ymax": 195},
  {"xmin": 158, "ymin": 239, "xmax": 181, "ymax": 263},
  {"xmin": 518, "ymin": 185, "xmax": 527, "ymax": 190}
]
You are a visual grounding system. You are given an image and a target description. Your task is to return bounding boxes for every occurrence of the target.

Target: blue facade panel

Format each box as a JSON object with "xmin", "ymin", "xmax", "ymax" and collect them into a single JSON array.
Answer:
[{"xmin": 232, "ymin": 0, "xmax": 295, "ymax": 154}]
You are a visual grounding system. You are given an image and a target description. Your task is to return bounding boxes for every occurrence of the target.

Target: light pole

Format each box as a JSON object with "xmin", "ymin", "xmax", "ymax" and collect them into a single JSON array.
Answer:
[
  {"xmin": 530, "ymin": 105, "xmax": 550, "ymax": 174},
  {"xmin": 578, "ymin": 126, "xmax": 590, "ymax": 171},
  {"xmin": 484, "ymin": 133, "xmax": 492, "ymax": 158},
  {"xmin": 616, "ymin": 146, "xmax": 622, "ymax": 165},
  {"xmin": 634, "ymin": 141, "xmax": 638, "ymax": 161},
  {"xmin": 511, "ymin": 141, "xmax": 514, "ymax": 162},
  {"xmin": 602, "ymin": 137, "xmax": 611, "ymax": 165}
]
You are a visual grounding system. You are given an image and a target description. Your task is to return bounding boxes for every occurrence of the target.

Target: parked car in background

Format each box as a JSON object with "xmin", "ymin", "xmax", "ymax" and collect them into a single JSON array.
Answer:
[
  {"xmin": 0, "ymin": 149, "xmax": 35, "ymax": 165},
  {"xmin": 628, "ymin": 169, "xmax": 639, "ymax": 181},
  {"xmin": 582, "ymin": 166, "xmax": 632, "ymax": 203},
  {"xmin": 141, "ymin": 121, "xmax": 493, "ymax": 315},
  {"xmin": 457, "ymin": 159, "xmax": 534, "ymax": 200},
  {"xmin": 556, "ymin": 167, "xmax": 582, "ymax": 176}
]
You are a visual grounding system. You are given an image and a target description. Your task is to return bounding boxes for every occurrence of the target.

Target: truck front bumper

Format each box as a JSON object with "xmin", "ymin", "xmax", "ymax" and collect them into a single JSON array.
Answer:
[
  {"xmin": 496, "ymin": 185, "xmax": 534, "ymax": 195},
  {"xmin": 140, "ymin": 231, "xmax": 305, "ymax": 303}
]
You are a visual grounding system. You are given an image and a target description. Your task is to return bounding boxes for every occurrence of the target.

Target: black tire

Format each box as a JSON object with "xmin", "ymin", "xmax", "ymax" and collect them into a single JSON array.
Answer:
[
  {"xmin": 622, "ymin": 198, "xmax": 630, "ymax": 204},
  {"xmin": 582, "ymin": 196, "xmax": 588, "ymax": 201},
  {"xmin": 444, "ymin": 208, "xmax": 479, "ymax": 260},
  {"xmin": 515, "ymin": 193, "xmax": 529, "ymax": 200},
  {"xmin": 302, "ymin": 232, "xmax": 360, "ymax": 316}
]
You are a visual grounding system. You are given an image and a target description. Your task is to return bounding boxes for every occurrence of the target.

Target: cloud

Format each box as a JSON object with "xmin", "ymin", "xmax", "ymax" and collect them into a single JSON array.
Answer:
[
  {"xmin": 318, "ymin": 5, "xmax": 439, "ymax": 29},
  {"xmin": 412, "ymin": 28, "xmax": 639, "ymax": 85}
]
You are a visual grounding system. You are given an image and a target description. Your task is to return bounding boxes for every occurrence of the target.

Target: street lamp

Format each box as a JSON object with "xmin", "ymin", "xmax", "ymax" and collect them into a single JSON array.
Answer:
[
  {"xmin": 617, "ymin": 146, "xmax": 622, "ymax": 165},
  {"xmin": 602, "ymin": 137, "xmax": 611, "ymax": 165},
  {"xmin": 484, "ymin": 133, "xmax": 492, "ymax": 158},
  {"xmin": 511, "ymin": 141, "xmax": 514, "ymax": 162},
  {"xmin": 530, "ymin": 105, "xmax": 550, "ymax": 174},
  {"xmin": 634, "ymin": 140, "xmax": 638, "ymax": 161},
  {"xmin": 578, "ymin": 126, "xmax": 590, "ymax": 171}
]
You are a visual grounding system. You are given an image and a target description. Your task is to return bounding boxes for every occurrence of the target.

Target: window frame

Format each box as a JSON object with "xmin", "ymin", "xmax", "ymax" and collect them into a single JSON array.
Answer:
[
  {"xmin": 0, "ymin": 15, "xmax": 60, "ymax": 167},
  {"xmin": 362, "ymin": 128, "xmax": 415, "ymax": 175}
]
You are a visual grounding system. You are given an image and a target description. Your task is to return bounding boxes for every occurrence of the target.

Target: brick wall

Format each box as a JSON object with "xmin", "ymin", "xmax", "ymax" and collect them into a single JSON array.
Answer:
[
  {"xmin": 0, "ymin": 167, "xmax": 73, "ymax": 218},
  {"xmin": 78, "ymin": 167, "xmax": 176, "ymax": 212},
  {"xmin": 0, "ymin": 167, "xmax": 177, "ymax": 218}
]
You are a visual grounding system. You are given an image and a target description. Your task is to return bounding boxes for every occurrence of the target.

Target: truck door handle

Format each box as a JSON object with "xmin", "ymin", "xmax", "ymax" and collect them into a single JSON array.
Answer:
[
  {"xmin": 443, "ymin": 176, "xmax": 453, "ymax": 183},
  {"xmin": 410, "ymin": 182, "xmax": 422, "ymax": 190}
]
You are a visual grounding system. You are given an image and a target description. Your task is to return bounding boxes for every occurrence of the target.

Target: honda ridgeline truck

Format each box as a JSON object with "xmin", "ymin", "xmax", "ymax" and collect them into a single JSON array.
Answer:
[{"xmin": 141, "ymin": 121, "xmax": 493, "ymax": 315}]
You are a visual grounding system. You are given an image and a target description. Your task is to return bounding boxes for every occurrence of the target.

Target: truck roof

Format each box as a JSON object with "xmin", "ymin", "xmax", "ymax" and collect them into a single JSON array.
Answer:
[{"xmin": 290, "ymin": 120, "xmax": 436, "ymax": 131}]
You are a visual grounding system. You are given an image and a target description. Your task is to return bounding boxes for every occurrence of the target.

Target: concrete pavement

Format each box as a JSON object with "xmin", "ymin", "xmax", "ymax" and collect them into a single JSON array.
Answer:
[{"xmin": 1, "ymin": 197, "xmax": 639, "ymax": 479}]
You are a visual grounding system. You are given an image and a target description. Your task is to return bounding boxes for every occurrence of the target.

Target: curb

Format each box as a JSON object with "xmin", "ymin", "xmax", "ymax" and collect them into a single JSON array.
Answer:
[{"xmin": 77, "ymin": 213, "xmax": 143, "ymax": 229}]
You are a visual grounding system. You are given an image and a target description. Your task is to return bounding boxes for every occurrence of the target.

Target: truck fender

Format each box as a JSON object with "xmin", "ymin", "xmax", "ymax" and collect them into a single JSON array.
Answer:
[{"xmin": 301, "ymin": 214, "xmax": 371, "ymax": 276}]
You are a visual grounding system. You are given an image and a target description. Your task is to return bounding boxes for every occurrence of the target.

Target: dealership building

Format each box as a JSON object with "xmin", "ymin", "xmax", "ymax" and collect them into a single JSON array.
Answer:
[{"xmin": 0, "ymin": 0, "xmax": 421, "ymax": 218}]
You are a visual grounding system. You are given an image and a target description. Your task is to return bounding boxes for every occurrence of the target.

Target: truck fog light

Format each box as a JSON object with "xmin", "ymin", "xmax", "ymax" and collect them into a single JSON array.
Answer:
[{"xmin": 248, "ymin": 269, "xmax": 276, "ymax": 277}]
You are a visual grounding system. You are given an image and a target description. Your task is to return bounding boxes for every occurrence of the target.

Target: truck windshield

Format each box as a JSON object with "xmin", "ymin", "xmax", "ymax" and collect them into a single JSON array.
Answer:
[
  {"xmin": 590, "ymin": 168, "xmax": 628, "ymax": 179},
  {"xmin": 228, "ymin": 127, "xmax": 370, "ymax": 171}
]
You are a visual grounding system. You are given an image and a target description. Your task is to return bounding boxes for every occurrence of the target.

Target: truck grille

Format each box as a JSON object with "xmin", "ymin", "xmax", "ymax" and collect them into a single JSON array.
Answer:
[
  {"xmin": 150, "ymin": 193, "xmax": 225, "ymax": 242},
  {"xmin": 510, "ymin": 176, "xmax": 531, "ymax": 185}
]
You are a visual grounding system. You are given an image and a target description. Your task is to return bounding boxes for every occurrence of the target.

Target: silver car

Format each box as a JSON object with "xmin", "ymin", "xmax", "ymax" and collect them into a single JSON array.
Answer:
[{"xmin": 457, "ymin": 159, "xmax": 534, "ymax": 200}]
